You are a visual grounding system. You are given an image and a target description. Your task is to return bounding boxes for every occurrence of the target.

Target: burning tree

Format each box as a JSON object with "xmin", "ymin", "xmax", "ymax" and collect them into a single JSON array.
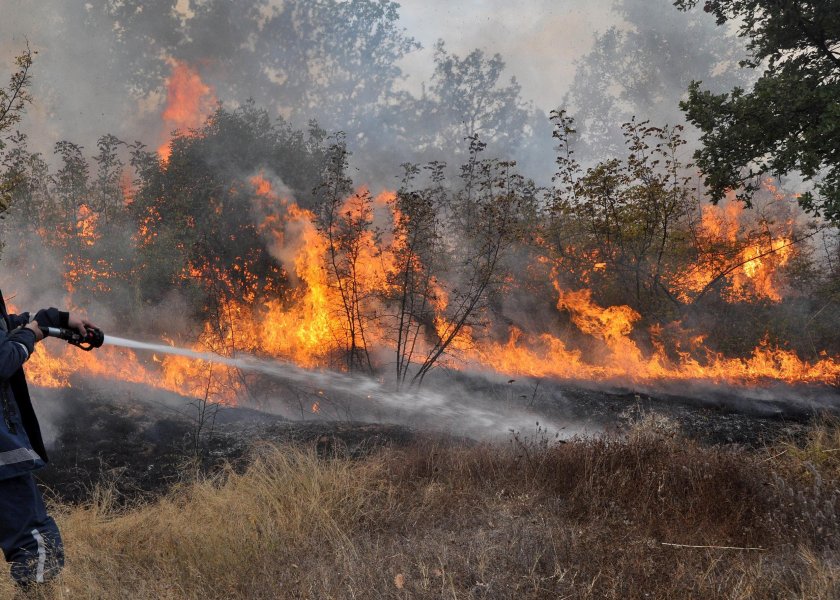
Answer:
[
  {"xmin": 546, "ymin": 109, "xmax": 825, "ymax": 345},
  {"xmin": 131, "ymin": 104, "xmax": 327, "ymax": 314},
  {"xmin": 549, "ymin": 113, "xmax": 697, "ymax": 316},
  {"xmin": 8, "ymin": 98, "xmax": 840, "ymax": 396},
  {"xmin": 411, "ymin": 138, "xmax": 535, "ymax": 385},
  {"xmin": 387, "ymin": 162, "xmax": 447, "ymax": 387},
  {"xmin": 314, "ymin": 136, "xmax": 378, "ymax": 374}
]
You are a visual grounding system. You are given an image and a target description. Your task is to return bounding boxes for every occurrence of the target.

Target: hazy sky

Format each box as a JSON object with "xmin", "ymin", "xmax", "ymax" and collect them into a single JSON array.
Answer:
[{"xmin": 397, "ymin": 0, "xmax": 620, "ymax": 109}]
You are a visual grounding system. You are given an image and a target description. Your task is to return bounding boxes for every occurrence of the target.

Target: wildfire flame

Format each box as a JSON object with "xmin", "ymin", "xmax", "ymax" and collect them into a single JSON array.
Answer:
[
  {"xmin": 673, "ymin": 199, "xmax": 795, "ymax": 303},
  {"xmin": 156, "ymin": 60, "xmax": 217, "ymax": 162},
  {"xmin": 20, "ymin": 175, "xmax": 840, "ymax": 403},
  {"xmin": 473, "ymin": 288, "xmax": 840, "ymax": 386}
]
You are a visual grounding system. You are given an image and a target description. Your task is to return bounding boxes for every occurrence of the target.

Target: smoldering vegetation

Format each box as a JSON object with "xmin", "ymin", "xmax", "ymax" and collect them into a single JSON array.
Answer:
[{"xmin": 23, "ymin": 370, "xmax": 827, "ymax": 509}]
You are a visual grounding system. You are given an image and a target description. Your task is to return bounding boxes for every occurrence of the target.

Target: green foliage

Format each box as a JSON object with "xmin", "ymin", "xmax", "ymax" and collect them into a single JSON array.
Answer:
[
  {"xmin": 0, "ymin": 46, "xmax": 33, "ymax": 215},
  {"xmin": 550, "ymin": 112, "xmax": 696, "ymax": 315},
  {"xmin": 53, "ymin": 140, "xmax": 90, "ymax": 229},
  {"xmin": 0, "ymin": 47, "xmax": 33, "ymax": 148},
  {"xmin": 675, "ymin": 0, "xmax": 840, "ymax": 222},
  {"xmin": 0, "ymin": 133, "xmax": 50, "ymax": 224},
  {"xmin": 92, "ymin": 134, "xmax": 126, "ymax": 226}
]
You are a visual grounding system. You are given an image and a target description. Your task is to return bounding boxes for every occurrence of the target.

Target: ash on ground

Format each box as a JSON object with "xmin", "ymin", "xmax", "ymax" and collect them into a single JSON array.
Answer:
[{"xmin": 31, "ymin": 375, "xmax": 836, "ymax": 504}]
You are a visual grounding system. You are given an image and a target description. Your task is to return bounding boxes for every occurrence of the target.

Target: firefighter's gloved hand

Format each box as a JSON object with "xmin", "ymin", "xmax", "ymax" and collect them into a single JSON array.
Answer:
[
  {"xmin": 31, "ymin": 310, "xmax": 50, "ymax": 328},
  {"xmin": 31, "ymin": 308, "xmax": 68, "ymax": 329},
  {"xmin": 68, "ymin": 314, "xmax": 98, "ymax": 337}
]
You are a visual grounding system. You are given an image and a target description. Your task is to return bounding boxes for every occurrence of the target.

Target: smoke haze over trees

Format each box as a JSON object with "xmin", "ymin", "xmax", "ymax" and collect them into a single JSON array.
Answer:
[
  {"xmin": 0, "ymin": 0, "xmax": 753, "ymax": 180},
  {"xmin": 565, "ymin": 0, "xmax": 748, "ymax": 161},
  {"xmin": 2, "ymin": 6, "xmax": 840, "ymax": 598}
]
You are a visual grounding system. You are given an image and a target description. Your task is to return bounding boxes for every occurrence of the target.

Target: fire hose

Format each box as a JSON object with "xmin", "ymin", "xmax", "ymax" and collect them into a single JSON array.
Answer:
[{"xmin": 39, "ymin": 326, "xmax": 105, "ymax": 351}]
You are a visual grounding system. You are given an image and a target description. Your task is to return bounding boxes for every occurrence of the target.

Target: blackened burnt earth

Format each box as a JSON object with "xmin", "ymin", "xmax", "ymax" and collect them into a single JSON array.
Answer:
[
  {"xmin": 31, "ymin": 376, "xmax": 837, "ymax": 505},
  {"xmin": 445, "ymin": 372, "xmax": 835, "ymax": 446},
  {"xmin": 34, "ymin": 382, "xmax": 422, "ymax": 504},
  {"xmin": 542, "ymin": 385, "xmax": 816, "ymax": 447}
]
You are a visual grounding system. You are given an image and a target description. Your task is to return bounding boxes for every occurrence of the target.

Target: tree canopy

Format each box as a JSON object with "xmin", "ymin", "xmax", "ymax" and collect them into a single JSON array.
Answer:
[
  {"xmin": 0, "ymin": 46, "xmax": 33, "ymax": 213},
  {"xmin": 675, "ymin": 0, "xmax": 840, "ymax": 222}
]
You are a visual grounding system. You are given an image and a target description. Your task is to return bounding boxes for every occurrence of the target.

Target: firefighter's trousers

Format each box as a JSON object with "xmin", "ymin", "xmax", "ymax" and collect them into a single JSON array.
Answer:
[{"xmin": 0, "ymin": 472, "xmax": 64, "ymax": 585}]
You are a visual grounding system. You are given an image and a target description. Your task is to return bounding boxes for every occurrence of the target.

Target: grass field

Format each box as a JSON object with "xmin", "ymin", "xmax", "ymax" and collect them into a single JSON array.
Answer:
[{"xmin": 4, "ymin": 416, "xmax": 840, "ymax": 599}]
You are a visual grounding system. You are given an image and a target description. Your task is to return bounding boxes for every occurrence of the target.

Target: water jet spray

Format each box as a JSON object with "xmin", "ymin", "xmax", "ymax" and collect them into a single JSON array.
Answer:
[{"xmin": 34, "ymin": 331, "xmax": 556, "ymax": 438}]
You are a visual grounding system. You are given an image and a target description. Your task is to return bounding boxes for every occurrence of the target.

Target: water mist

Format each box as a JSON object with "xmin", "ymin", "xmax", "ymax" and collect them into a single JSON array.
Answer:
[{"xmin": 102, "ymin": 335, "xmax": 560, "ymax": 438}]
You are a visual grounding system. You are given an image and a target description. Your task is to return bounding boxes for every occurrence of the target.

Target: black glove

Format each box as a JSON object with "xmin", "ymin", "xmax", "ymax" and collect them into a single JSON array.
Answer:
[{"xmin": 32, "ymin": 308, "xmax": 70, "ymax": 329}]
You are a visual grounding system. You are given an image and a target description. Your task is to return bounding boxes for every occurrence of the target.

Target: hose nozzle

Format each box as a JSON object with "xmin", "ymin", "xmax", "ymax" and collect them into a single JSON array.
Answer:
[{"xmin": 40, "ymin": 326, "xmax": 105, "ymax": 351}]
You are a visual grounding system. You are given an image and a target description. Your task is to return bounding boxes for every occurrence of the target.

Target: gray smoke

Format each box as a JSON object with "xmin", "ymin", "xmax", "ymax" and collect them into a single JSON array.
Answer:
[{"xmin": 0, "ymin": 0, "xmax": 747, "ymax": 184}]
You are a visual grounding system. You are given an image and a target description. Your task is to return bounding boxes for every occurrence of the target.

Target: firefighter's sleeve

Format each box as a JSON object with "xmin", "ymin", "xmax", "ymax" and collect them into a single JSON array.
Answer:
[{"xmin": 0, "ymin": 327, "xmax": 36, "ymax": 379}]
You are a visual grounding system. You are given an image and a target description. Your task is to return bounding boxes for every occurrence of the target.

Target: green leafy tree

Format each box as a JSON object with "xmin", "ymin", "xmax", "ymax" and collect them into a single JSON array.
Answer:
[
  {"xmin": 675, "ymin": 0, "xmax": 840, "ymax": 222},
  {"xmin": 53, "ymin": 141, "xmax": 90, "ymax": 240},
  {"xmin": 92, "ymin": 134, "xmax": 126, "ymax": 226},
  {"xmin": 1, "ymin": 134, "xmax": 51, "ymax": 226},
  {"xmin": 551, "ymin": 112, "xmax": 698, "ymax": 314},
  {"xmin": 0, "ymin": 46, "xmax": 33, "ymax": 213}
]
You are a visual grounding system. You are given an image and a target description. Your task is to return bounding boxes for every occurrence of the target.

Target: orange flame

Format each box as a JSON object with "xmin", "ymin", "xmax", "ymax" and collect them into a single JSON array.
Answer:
[
  {"xmin": 673, "ymin": 198, "xmax": 795, "ymax": 303},
  {"xmin": 156, "ymin": 60, "xmax": 217, "ymax": 162},
  {"xmin": 20, "ymin": 176, "xmax": 840, "ymax": 399},
  {"xmin": 473, "ymin": 286, "xmax": 839, "ymax": 386}
]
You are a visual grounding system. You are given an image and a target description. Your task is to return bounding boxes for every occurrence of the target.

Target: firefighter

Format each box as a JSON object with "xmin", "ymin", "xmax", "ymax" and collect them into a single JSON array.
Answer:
[{"xmin": 0, "ymin": 290, "xmax": 96, "ymax": 587}]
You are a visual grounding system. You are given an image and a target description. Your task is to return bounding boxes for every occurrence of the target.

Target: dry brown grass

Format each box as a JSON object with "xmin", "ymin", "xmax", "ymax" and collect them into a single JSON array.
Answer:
[{"xmin": 4, "ymin": 421, "xmax": 840, "ymax": 599}]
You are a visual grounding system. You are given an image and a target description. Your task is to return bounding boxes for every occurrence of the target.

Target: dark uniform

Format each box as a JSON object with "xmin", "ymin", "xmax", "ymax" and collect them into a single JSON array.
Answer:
[{"xmin": 0, "ymin": 291, "xmax": 68, "ymax": 586}]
